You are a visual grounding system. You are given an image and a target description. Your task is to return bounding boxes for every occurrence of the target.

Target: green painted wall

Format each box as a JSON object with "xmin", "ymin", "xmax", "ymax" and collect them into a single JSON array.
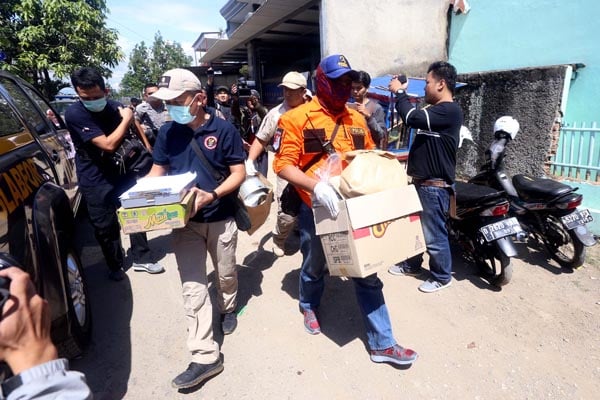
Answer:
[{"xmin": 448, "ymin": 0, "xmax": 599, "ymax": 125}]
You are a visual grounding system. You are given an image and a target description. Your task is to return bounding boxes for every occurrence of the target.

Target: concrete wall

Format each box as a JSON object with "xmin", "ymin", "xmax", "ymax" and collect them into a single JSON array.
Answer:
[
  {"xmin": 449, "ymin": 0, "xmax": 600, "ymax": 125},
  {"xmin": 454, "ymin": 66, "xmax": 568, "ymax": 180},
  {"xmin": 320, "ymin": 0, "xmax": 449, "ymax": 77}
]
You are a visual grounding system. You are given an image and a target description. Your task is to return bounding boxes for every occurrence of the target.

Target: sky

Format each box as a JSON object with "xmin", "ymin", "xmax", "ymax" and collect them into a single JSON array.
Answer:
[{"xmin": 104, "ymin": 0, "xmax": 229, "ymax": 90}]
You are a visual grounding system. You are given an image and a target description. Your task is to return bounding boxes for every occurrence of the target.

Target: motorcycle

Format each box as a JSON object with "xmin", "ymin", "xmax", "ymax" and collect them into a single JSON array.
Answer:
[
  {"xmin": 469, "ymin": 116, "xmax": 596, "ymax": 269},
  {"xmin": 449, "ymin": 181, "xmax": 522, "ymax": 287}
]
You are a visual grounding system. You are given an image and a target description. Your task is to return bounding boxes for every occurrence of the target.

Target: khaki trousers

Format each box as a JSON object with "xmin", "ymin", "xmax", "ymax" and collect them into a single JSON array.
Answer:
[
  {"xmin": 173, "ymin": 218, "xmax": 238, "ymax": 363},
  {"xmin": 273, "ymin": 175, "xmax": 297, "ymax": 248}
]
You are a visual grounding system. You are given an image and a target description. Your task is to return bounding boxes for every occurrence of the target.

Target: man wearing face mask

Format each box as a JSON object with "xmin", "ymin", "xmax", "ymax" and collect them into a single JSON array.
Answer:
[
  {"xmin": 147, "ymin": 68, "xmax": 245, "ymax": 390},
  {"xmin": 273, "ymin": 55, "xmax": 418, "ymax": 366},
  {"xmin": 64, "ymin": 67, "xmax": 164, "ymax": 282}
]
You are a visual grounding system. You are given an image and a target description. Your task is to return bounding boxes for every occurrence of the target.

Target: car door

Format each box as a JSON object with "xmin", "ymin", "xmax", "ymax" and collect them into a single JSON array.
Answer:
[
  {"xmin": 0, "ymin": 76, "xmax": 79, "ymax": 209},
  {"xmin": 0, "ymin": 78, "xmax": 55, "ymax": 279}
]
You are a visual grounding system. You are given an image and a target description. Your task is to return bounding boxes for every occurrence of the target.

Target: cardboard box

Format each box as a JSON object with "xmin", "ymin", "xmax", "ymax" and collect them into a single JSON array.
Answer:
[
  {"xmin": 117, "ymin": 191, "xmax": 196, "ymax": 234},
  {"xmin": 120, "ymin": 172, "xmax": 196, "ymax": 208},
  {"xmin": 314, "ymin": 185, "xmax": 426, "ymax": 278},
  {"xmin": 243, "ymin": 173, "xmax": 274, "ymax": 236},
  {"xmin": 245, "ymin": 190, "xmax": 274, "ymax": 235}
]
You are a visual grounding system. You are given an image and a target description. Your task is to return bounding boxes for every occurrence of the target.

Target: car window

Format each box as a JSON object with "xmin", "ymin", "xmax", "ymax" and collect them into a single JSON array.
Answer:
[
  {"xmin": 51, "ymin": 99, "xmax": 77, "ymax": 118},
  {"xmin": 0, "ymin": 77, "xmax": 54, "ymax": 136},
  {"xmin": 0, "ymin": 92, "xmax": 25, "ymax": 137}
]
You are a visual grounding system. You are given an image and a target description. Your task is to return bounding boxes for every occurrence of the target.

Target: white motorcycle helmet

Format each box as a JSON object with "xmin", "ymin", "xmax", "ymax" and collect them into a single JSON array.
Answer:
[{"xmin": 493, "ymin": 116, "xmax": 520, "ymax": 139}]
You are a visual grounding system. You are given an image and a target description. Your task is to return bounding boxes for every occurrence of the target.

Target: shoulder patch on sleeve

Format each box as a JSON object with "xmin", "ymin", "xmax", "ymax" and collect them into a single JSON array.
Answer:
[{"xmin": 272, "ymin": 127, "xmax": 284, "ymax": 152}]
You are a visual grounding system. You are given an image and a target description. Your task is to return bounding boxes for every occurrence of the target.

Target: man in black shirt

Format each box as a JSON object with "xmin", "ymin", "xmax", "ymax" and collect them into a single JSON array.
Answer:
[
  {"xmin": 387, "ymin": 61, "xmax": 463, "ymax": 293},
  {"xmin": 65, "ymin": 67, "xmax": 164, "ymax": 281}
]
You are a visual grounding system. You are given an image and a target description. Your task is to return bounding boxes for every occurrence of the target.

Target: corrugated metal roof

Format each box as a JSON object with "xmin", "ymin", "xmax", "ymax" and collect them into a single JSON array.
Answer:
[{"xmin": 200, "ymin": 0, "xmax": 319, "ymax": 64}]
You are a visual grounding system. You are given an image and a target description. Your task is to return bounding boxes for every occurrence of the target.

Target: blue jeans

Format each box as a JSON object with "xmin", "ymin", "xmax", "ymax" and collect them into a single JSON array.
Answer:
[
  {"xmin": 406, "ymin": 185, "xmax": 452, "ymax": 283},
  {"xmin": 298, "ymin": 202, "xmax": 396, "ymax": 350}
]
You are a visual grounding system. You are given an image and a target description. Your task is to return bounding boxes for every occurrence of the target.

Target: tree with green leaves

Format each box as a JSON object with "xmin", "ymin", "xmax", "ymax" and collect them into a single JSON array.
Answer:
[
  {"xmin": 120, "ymin": 32, "xmax": 193, "ymax": 98},
  {"xmin": 0, "ymin": 0, "xmax": 122, "ymax": 99}
]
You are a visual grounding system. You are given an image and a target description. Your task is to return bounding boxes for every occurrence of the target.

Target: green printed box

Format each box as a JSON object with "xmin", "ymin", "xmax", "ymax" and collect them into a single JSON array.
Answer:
[{"xmin": 117, "ymin": 191, "xmax": 195, "ymax": 234}]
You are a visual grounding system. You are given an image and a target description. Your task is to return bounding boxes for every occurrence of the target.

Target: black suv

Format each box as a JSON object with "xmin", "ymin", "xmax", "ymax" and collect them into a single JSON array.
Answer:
[{"xmin": 0, "ymin": 71, "xmax": 91, "ymax": 358}]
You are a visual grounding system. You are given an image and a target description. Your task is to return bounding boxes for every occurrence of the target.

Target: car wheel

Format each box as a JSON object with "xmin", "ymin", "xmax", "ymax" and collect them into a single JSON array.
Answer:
[{"xmin": 57, "ymin": 247, "xmax": 92, "ymax": 359}]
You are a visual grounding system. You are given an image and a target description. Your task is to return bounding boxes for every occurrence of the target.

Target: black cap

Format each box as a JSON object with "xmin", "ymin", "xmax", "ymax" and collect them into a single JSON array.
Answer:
[{"xmin": 216, "ymin": 86, "xmax": 230, "ymax": 94}]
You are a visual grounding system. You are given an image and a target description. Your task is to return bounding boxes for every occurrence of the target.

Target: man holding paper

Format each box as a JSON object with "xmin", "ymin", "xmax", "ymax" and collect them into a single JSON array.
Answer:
[{"xmin": 147, "ymin": 68, "xmax": 245, "ymax": 390}]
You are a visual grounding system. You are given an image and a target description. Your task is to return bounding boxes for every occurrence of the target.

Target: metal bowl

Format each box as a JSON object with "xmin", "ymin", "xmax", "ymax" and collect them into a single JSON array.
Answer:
[{"xmin": 239, "ymin": 175, "xmax": 269, "ymax": 207}]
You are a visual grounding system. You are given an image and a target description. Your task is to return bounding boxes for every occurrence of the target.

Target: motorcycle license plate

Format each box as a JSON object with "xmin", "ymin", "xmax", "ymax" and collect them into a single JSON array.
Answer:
[
  {"xmin": 561, "ymin": 209, "xmax": 593, "ymax": 230},
  {"xmin": 479, "ymin": 217, "xmax": 523, "ymax": 242}
]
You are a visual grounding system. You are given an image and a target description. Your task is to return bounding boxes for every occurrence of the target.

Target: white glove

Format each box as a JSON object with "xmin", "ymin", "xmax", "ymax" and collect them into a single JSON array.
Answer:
[
  {"xmin": 313, "ymin": 182, "xmax": 340, "ymax": 218},
  {"xmin": 245, "ymin": 159, "xmax": 257, "ymax": 175}
]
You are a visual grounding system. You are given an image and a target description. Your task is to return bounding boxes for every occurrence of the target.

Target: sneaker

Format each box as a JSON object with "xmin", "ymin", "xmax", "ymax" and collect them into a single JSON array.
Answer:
[
  {"xmin": 222, "ymin": 312, "xmax": 238, "ymax": 335},
  {"xmin": 108, "ymin": 269, "xmax": 126, "ymax": 281},
  {"xmin": 418, "ymin": 278, "xmax": 452, "ymax": 293},
  {"xmin": 388, "ymin": 261, "xmax": 422, "ymax": 276},
  {"xmin": 132, "ymin": 262, "xmax": 165, "ymax": 274},
  {"xmin": 303, "ymin": 309, "xmax": 321, "ymax": 335},
  {"xmin": 272, "ymin": 243, "xmax": 285, "ymax": 257},
  {"xmin": 370, "ymin": 344, "xmax": 418, "ymax": 365},
  {"xmin": 171, "ymin": 359, "xmax": 224, "ymax": 389}
]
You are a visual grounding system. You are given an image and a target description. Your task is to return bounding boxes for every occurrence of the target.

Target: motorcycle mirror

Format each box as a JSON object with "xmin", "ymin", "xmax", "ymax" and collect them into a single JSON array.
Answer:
[{"xmin": 459, "ymin": 126, "xmax": 473, "ymax": 148}]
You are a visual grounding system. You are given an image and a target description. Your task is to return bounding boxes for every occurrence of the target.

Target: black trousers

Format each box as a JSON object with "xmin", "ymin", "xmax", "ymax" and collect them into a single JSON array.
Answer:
[{"xmin": 80, "ymin": 181, "xmax": 152, "ymax": 272}]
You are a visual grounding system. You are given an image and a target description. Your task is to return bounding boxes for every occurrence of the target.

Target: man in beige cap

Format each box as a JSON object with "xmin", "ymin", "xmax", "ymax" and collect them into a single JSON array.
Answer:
[
  {"xmin": 245, "ymin": 71, "xmax": 308, "ymax": 256},
  {"xmin": 147, "ymin": 68, "xmax": 246, "ymax": 390}
]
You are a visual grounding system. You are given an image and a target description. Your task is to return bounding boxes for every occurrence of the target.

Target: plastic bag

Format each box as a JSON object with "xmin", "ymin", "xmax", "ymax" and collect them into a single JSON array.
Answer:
[{"xmin": 314, "ymin": 152, "xmax": 343, "ymax": 183}]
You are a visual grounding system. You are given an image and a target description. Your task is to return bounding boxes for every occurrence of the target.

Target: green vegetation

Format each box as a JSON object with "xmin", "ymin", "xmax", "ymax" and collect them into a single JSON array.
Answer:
[
  {"xmin": 0, "ymin": 0, "xmax": 122, "ymax": 98},
  {"xmin": 119, "ymin": 32, "xmax": 192, "ymax": 98}
]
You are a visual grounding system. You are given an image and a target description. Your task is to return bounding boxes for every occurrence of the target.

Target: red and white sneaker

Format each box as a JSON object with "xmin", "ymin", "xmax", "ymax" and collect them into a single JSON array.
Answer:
[
  {"xmin": 370, "ymin": 344, "xmax": 418, "ymax": 365},
  {"xmin": 303, "ymin": 309, "xmax": 321, "ymax": 335}
]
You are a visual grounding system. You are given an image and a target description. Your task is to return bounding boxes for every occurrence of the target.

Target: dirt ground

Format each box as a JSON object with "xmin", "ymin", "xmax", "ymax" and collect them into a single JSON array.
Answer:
[{"xmin": 71, "ymin": 173, "xmax": 600, "ymax": 400}]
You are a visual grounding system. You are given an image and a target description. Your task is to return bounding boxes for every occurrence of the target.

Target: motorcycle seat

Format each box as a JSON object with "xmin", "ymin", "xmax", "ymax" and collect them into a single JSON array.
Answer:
[
  {"xmin": 512, "ymin": 174, "xmax": 573, "ymax": 201},
  {"xmin": 455, "ymin": 181, "xmax": 506, "ymax": 207}
]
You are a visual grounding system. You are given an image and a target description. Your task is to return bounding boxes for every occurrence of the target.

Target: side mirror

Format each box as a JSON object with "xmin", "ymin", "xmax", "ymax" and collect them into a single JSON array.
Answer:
[{"xmin": 458, "ymin": 126, "xmax": 473, "ymax": 148}]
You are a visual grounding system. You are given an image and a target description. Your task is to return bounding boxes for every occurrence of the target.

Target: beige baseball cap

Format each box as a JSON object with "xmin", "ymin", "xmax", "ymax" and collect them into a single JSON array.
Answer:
[
  {"xmin": 278, "ymin": 71, "xmax": 307, "ymax": 89},
  {"xmin": 152, "ymin": 68, "xmax": 202, "ymax": 100}
]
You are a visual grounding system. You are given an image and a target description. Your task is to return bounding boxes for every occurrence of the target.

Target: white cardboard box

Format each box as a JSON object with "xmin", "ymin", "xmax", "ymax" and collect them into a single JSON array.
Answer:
[
  {"xmin": 120, "ymin": 172, "xmax": 196, "ymax": 208},
  {"xmin": 314, "ymin": 185, "xmax": 426, "ymax": 278}
]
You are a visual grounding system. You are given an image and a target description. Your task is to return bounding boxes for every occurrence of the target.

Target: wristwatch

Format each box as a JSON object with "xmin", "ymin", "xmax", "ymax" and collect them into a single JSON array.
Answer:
[{"xmin": 210, "ymin": 190, "xmax": 218, "ymax": 202}]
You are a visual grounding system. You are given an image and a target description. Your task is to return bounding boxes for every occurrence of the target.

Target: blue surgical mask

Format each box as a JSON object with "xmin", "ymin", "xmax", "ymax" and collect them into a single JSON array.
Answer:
[
  {"xmin": 166, "ymin": 104, "xmax": 196, "ymax": 124},
  {"xmin": 81, "ymin": 97, "xmax": 107, "ymax": 112}
]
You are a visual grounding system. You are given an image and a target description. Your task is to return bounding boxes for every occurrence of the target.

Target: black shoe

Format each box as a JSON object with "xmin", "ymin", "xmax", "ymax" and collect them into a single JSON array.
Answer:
[
  {"xmin": 171, "ymin": 360, "xmax": 224, "ymax": 389},
  {"xmin": 108, "ymin": 269, "xmax": 126, "ymax": 281},
  {"xmin": 222, "ymin": 312, "xmax": 238, "ymax": 335}
]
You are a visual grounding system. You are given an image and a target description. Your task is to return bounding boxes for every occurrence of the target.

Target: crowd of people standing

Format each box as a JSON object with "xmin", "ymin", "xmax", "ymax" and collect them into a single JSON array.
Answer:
[{"xmin": 0, "ymin": 55, "xmax": 463, "ymax": 396}]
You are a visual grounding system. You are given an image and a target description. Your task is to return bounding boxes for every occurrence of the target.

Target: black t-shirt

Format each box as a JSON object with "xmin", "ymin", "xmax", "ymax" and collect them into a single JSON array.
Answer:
[
  {"xmin": 395, "ymin": 94, "xmax": 463, "ymax": 184},
  {"xmin": 153, "ymin": 108, "xmax": 245, "ymax": 222},
  {"xmin": 65, "ymin": 99, "xmax": 131, "ymax": 187}
]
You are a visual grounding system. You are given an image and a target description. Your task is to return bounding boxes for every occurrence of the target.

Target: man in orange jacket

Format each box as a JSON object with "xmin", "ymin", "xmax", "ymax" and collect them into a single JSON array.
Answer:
[{"xmin": 273, "ymin": 54, "xmax": 417, "ymax": 366}]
